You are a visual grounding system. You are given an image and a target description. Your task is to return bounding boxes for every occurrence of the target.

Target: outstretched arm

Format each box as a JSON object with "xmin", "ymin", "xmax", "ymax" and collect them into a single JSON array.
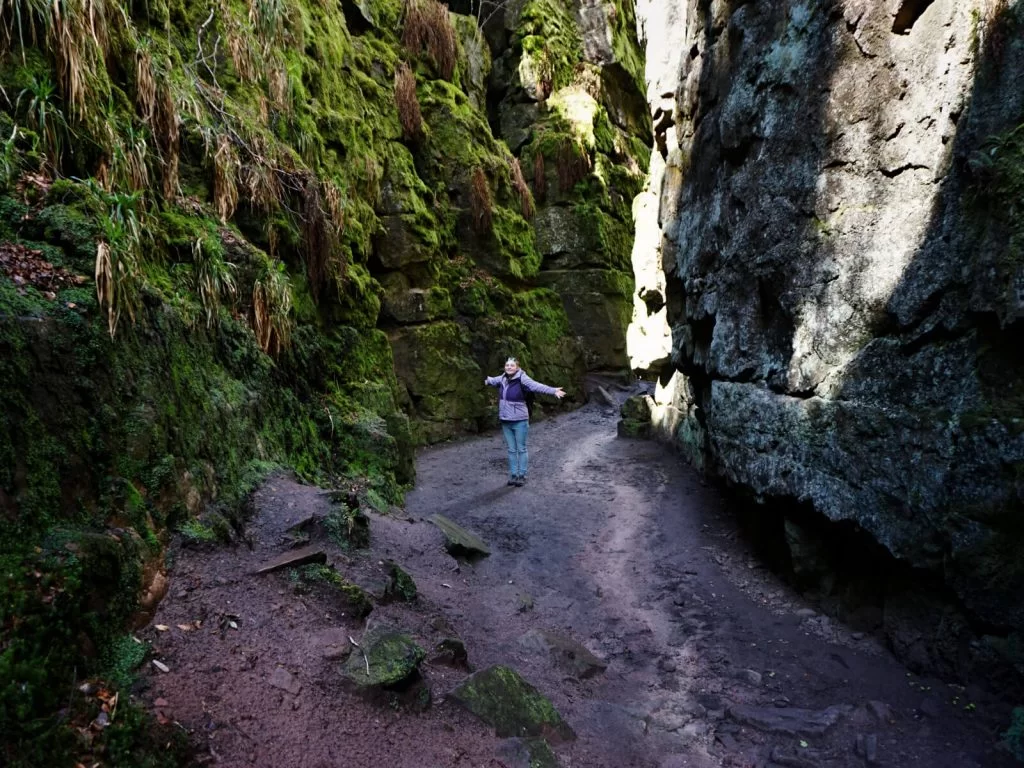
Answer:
[
  {"xmin": 520, "ymin": 373, "xmax": 566, "ymax": 399},
  {"xmin": 484, "ymin": 375, "xmax": 501, "ymax": 387}
]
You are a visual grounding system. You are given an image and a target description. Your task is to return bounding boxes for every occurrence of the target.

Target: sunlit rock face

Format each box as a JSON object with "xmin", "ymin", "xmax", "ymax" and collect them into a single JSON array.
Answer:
[{"xmin": 630, "ymin": 0, "xmax": 1024, "ymax": 647}]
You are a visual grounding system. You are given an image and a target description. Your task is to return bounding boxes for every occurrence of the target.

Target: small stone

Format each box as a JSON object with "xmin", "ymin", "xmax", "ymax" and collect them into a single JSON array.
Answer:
[
  {"xmin": 864, "ymin": 733, "xmax": 879, "ymax": 764},
  {"xmin": 175, "ymin": 589, "xmax": 189, "ymax": 599},
  {"xmin": 736, "ymin": 669, "xmax": 762, "ymax": 686},
  {"xmin": 322, "ymin": 645, "xmax": 351, "ymax": 662},
  {"xmin": 795, "ymin": 608, "xmax": 817, "ymax": 619},
  {"xmin": 268, "ymin": 667, "xmax": 302, "ymax": 696},
  {"xmin": 658, "ymin": 657, "xmax": 678, "ymax": 673},
  {"xmin": 678, "ymin": 721, "xmax": 708, "ymax": 745},
  {"xmin": 867, "ymin": 700, "xmax": 892, "ymax": 723},
  {"xmin": 432, "ymin": 638, "xmax": 469, "ymax": 668}
]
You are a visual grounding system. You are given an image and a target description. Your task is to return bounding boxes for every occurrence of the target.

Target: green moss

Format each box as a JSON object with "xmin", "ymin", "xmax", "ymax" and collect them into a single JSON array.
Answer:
[
  {"xmin": 292, "ymin": 564, "xmax": 373, "ymax": 617},
  {"xmin": 518, "ymin": 0, "xmax": 582, "ymax": 94},
  {"xmin": 383, "ymin": 561, "xmax": 417, "ymax": 602},
  {"xmin": 341, "ymin": 626, "xmax": 425, "ymax": 687},
  {"xmin": 101, "ymin": 633, "xmax": 150, "ymax": 690},
  {"xmin": 452, "ymin": 665, "xmax": 574, "ymax": 741}
]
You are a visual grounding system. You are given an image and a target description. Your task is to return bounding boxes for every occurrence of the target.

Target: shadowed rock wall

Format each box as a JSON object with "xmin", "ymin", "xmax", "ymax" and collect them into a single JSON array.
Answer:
[{"xmin": 631, "ymin": 0, "xmax": 1024, "ymax": 673}]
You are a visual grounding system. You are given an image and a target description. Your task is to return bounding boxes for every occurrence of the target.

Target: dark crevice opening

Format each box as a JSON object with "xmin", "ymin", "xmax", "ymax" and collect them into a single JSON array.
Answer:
[{"xmin": 892, "ymin": 0, "xmax": 936, "ymax": 34}]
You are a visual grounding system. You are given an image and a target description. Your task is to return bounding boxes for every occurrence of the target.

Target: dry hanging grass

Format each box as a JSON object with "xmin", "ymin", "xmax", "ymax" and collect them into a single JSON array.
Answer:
[
  {"xmin": 135, "ymin": 50, "xmax": 156, "ymax": 122},
  {"xmin": 322, "ymin": 179, "xmax": 345, "ymax": 244},
  {"xmin": 469, "ymin": 166, "xmax": 492, "ymax": 235},
  {"xmin": 509, "ymin": 156, "xmax": 534, "ymax": 218},
  {"xmin": 252, "ymin": 262, "xmax": 292, "ymax": 356},
  {"xmin": 213, "ymin": 134, "xmax": 239, "ymax": 222},
  {"xmin": 240, "ymin": 160, "xmax": 282, "ymax": 213},
  {"xmin": 532, "ymin": 151, "xmax": 546, "ymax": 204},
  {"xmin": 402, "ymin": 0, "xmax": 457, "ymax": 81},
  {"xmin": 394, "ymin": 62, "xmax": 422, "ymax": 142},
  {"xmin": 557, "ymin": 138, "xmax": 590, "ymax": 193},
  {"xmin": 95, "ymin": 240, "xmax": 114, "ymax": 335},
  {"xmin": 267, "ymin": 64, "xmax": 289, "ymax": 108},
  {"xmin": 155, "ymin": 85, "xmax": 180, "ymax": 198},
  {"xmin": 227, "ymin": 29, "xmax": 256, "ymax": 83}
]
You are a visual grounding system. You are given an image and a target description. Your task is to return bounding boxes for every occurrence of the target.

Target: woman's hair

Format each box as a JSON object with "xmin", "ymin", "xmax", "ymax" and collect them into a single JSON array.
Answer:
[{"xmin": 505, "ymin": 357, "xmax": 518, "ymax": 365}]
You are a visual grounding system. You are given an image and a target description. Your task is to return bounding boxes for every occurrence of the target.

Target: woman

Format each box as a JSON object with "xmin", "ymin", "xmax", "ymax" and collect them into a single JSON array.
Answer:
[{"xmin": 485, "ymin": 357, "xmax": 565, "ymax": 487}]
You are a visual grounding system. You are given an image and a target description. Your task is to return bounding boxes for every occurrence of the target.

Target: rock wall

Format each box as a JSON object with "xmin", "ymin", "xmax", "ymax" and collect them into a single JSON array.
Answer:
[
  {"xmin": 485, "ymin": 0, "xmax": 652, "ymax": 372},
  {"xmin": 0, "ymin": 0, "xmax": 650, "ymax": 756},
  {"xmin": 631, "ymin": 0, "xmax": 1024, "ymax": 668}
]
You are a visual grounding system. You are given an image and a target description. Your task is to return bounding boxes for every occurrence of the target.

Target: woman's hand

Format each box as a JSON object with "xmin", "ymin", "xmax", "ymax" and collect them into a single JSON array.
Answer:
[{"xmin": 554, "ymin": 387, "xmax": 566, "ymax": 399}]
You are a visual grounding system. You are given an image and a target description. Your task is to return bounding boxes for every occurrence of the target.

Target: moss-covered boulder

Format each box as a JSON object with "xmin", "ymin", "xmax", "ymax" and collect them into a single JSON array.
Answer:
[
  {"xmin": 452, "ymin": 664, "xmax": 575, "ymax": 742},
  {"xmin": 341, "ymin": 624, "xmax": 426, "ymax": 688}
]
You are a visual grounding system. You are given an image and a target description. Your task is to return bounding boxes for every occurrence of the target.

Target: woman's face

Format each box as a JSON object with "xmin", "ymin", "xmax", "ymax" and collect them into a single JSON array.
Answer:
[{"xmin": 504, "ymin": 359, "xmax": 519, "ymax": 375}]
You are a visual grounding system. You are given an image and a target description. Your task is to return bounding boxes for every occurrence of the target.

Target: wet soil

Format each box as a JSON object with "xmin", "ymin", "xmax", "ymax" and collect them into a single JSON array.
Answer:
[{"xmin": 140, "ymin": 388, "xmax": 1017, "ymax": 768}]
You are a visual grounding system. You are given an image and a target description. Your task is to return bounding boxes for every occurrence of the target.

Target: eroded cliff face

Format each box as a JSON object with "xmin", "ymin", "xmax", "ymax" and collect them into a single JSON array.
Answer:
[
  {"xmin": 631, "ymin": 0, "xmax": 1024, "ymax": 672},
  {"xmin": 482, "ymin": 0, "xmax": 651, "ymax": 372}
]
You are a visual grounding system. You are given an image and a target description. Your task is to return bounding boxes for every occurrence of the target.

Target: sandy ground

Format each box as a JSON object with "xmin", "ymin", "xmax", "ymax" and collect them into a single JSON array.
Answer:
[{"xmin": 139, "ymin": 388, "xmax": 1016, "ymax": 768}]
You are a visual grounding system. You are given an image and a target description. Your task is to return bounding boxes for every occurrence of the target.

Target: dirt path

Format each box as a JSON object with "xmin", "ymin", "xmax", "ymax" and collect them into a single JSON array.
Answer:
[{"xmin": 140, "ymin": 388, "xmax": 1015, "ymax": 768}]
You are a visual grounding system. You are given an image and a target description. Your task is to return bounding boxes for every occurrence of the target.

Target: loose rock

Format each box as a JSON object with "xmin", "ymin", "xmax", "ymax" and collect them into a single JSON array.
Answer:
[
  {"xmin": 728, "ymin": 703, "xmax": 852, "ymax": 737},
  {"xmin": 452, "ymin": 665, "xmax": 575, "ymax": 742},
  {"xmin": 429, "ymin": 514, "xmax": 491, "ymax": 558},
  {"xmin": 255, "ymin": 545, "xmax": 327, "ymax": 575},
  {"xmin": 341, "ymin": 625, "xmax": 425, "ymax": 688},
  {"xmin": 268, "ymin": 667, "xmax": 302, "ymax": 696}
]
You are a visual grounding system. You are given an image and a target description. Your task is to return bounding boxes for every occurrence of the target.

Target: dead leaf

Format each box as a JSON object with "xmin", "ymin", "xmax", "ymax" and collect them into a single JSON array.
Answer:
[
  {"xmin": 152, "ymin": 660, "xmax": 170, "ymax": 673},
  {"xmin": 176, "ymin": 624, "xmax": 193, "ymax": 632},
  {"xmin": 155, "ymin": 624, "xmax": 170, "ymax": 632}
]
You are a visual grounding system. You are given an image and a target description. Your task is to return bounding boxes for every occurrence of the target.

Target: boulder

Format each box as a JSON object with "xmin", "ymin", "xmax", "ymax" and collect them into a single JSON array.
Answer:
[
  {"xmin": 452, "ymin": 665, "xmax": 575, "ymax": 742},
  {"xmin": 341, "ymin": 624, "xmax": 425, "ymax": 689}
]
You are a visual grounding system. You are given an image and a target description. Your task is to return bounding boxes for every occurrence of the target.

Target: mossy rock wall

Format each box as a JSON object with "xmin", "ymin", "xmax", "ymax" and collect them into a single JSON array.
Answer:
[
  {"xmin": 0, "ymin": 0, "xmax": 608, "ymax": 759},
  {"xmin": 487, "ymin": 0, "xmax": 652, "ymax": 372}
]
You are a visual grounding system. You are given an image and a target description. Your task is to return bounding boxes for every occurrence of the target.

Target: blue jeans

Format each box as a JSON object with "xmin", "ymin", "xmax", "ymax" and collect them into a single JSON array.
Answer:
[{"xmin": 501, "ymin": 419, "xmax": 529, "ymax": 478}]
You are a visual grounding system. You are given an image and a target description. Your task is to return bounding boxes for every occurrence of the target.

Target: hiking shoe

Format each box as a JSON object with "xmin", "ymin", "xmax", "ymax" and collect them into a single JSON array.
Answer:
[
  {"xmin": 507, "ymin": 477, "xmax": 516, "ymax": 486},
  {"xmin": 514, "ymin": 476, "xmax": 526, "ymax": 487}
]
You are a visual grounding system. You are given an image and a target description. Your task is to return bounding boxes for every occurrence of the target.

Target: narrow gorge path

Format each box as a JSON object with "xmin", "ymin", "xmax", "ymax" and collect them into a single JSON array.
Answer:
[{"xmin": 140, "ymin": 391, "xmax": 1015, "ymax": 768}]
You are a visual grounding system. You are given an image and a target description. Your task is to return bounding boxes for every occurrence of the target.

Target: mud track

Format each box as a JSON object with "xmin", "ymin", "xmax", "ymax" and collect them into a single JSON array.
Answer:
[{"xmin": 140, "ymin": 390, "xmax": 1015, "ymax": 768}]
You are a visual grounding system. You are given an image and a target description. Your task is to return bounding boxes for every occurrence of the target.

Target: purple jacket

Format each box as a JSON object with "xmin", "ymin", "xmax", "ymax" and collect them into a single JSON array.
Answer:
[{"xmin": 485, "ymin": 370, "xmax": 559, "ymax": 422}]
